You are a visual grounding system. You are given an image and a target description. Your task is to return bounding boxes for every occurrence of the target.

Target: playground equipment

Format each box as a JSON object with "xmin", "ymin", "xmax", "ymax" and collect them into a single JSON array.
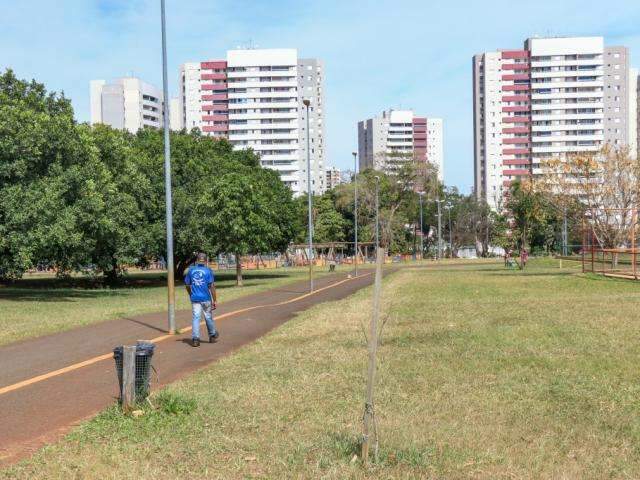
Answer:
[
  {"xmin": 287, "ymin": 242, "xmax": 375, "ymax": 267},
  {"xmin": 581, "ymin": 208, "xmax": 640, "ymax": 280}
]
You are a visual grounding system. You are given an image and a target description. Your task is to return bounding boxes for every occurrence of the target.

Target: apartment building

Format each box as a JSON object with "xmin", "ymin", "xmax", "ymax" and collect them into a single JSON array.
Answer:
[
  {"xmin": 325, "ymin": 166, "xmax": 342, "ymax": 190},
  {"xmin": 90, "ymin": 77, "xmax": 163, "ymax": 133},
  {"xmin": 473, "ymin": 36, "xmax": 637, "ymax": 209},
  {"xmin": 177, "ymin": 48, "xmax": 326, "ymax": 196},
  {"xmin": 357, "ymin": 109, "xmax": 444, "ymax": 181}
]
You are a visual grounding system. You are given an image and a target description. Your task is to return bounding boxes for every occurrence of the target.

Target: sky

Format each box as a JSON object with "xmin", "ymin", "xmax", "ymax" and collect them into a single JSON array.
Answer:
[{"xmin": 2, "ymin": 0, "xmax": 640, "ymax": 192}]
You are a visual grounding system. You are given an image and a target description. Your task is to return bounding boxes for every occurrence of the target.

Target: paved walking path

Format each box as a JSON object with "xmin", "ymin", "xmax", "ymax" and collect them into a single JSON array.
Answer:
[{"xmin": 0, "ymin": 270, "xmax": 380, "ymax": 467}]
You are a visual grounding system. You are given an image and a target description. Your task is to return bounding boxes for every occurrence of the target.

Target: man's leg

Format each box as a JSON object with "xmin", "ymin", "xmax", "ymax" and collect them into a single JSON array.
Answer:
[
  {"xmin": 202, "ymin": 301, "xmax": 218, "ymax": 340},
  {"xmin": 192, "ymin": 302, "xmax": 202, "ymax": 342}
]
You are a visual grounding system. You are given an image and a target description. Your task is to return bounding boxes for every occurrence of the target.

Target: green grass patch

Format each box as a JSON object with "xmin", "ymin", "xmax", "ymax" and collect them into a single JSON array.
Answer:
[
  {"xmin": 4, "ymin": 258, "xmax": 640, "ymax": 478},
  {"xmin": 0, "ymin": 266, "xmax": 351, "ymax": 346}
]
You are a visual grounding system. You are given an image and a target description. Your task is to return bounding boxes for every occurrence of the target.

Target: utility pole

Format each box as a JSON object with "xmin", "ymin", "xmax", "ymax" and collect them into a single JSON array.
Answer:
[
  {"xmin": 352, "ymin": 152, "xmax": 358, "ymax": 277},
  {"xmin": 418, "ymin": 192, "xmax": 425, "ymax": 260},
  {"xmin": 436, "ymin": 198, "xmax": 442, "ymax": 260},
  {"xmin": 374, "ymin": 176, "xmax": 380, "ymax": 251},
  {"xmin": 562, "ymin": 207, "xmax": 568, "ymax": 257},
  {"xmin": 304, "ymin": 99, "xmax": 314, "ymax": 292},
  {"xmin": 160, "ymin": 0, "xmax": 176, "ymax": 334},
  {"xmin": 446, "ymin": 204, "xmax": 453, "ymax": 258}
]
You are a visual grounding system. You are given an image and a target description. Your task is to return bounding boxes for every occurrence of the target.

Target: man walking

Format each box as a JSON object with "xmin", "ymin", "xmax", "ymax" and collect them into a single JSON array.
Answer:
[{"xmin": 184, "ymin": 252, "xmax": 219, "ymax": 347}]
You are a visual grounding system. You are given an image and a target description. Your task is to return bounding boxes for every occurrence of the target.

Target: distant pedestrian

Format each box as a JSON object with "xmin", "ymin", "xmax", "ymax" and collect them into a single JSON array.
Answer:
[
  {"xmin": 520, "ymin": 248, "xmax": 529, "ymax": 269},
  {"xmin": 184, "ymin": 252, "xmax": 218, "ymax": 347}
]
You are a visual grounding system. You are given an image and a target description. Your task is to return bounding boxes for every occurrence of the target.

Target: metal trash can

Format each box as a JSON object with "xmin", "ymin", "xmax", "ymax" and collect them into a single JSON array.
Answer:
[{"xmin": 113, "ymin": 341, "xmax": 156, "ymax": 402}]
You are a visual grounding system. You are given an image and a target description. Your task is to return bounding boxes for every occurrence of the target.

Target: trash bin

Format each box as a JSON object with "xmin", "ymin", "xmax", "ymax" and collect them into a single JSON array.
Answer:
[{"xmin": 113, "ymin": 341, "xmax": 156, "ymax": 402}]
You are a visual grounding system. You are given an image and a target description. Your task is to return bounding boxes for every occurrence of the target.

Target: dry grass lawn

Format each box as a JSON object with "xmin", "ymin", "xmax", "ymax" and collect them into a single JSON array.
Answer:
[{"xmin": 4, "ymin": 259, "xmax": 640, "ymax": 479}]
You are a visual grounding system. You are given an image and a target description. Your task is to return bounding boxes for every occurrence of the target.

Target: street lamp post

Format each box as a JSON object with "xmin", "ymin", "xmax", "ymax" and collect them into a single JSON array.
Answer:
[
  {"xmin": 304, "ymin": 99, "xmax": 314, "ymax": 292},
  {"xmin": 374, "ymin": 176, "xmax": 380, "ymax": 251},
  {"xmin": 352, "ymin": 152, "xmax": 358, "ymax": 277},
  {"xmin": 562, "ymin": 207, "xmax": 568, "ymax": 256},
  {"xmin": 446, "ymin": 204, "xmax": 453, "ymax": 258},
  {"xmin": 436, "ymin": 198, "xmax": 442, "ymax": 260},
  {"xmin": 418, "ymin": 192, "xmax": 425, "ymax": 260},
  {"xmin": 160, "ymin": 0, "xmax": 176, "ymax": 334}
]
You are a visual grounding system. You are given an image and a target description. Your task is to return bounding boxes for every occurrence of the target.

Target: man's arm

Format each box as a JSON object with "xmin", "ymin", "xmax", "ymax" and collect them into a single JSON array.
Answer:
[
  {"xmin": 209, "ymin": 283, "xmax": 217, "ymax": 308},
  {"xmin": 184, "ymin": 268, "xmax": 192, "ymax": 296}
]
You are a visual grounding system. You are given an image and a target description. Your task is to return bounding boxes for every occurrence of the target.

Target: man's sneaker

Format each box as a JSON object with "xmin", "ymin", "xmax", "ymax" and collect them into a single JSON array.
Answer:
[
  {"xmin": 192, "ymin": 338, "xmax": 200, "ymax": 347},
  {"xmin": 209, "ymin": 332, "xmax": 219, "ymax": 343}
]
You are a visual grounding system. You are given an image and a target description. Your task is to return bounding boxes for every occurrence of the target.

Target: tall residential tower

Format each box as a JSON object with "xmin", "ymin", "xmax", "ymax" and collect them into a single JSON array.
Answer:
[
  {"xmin": 90, "ymin": 77, "xmax": 163, "ymax": 133},
  {"xmin": 177, "ymin": 48, "xmax": 325, "ymax": 195},
  {"xmin": 473, "ymin": 36, "xmax": 637, "ymax": 209},
  {"xmin": 357, "ymin": 109, "xmax": 444, "ymax": 181}
]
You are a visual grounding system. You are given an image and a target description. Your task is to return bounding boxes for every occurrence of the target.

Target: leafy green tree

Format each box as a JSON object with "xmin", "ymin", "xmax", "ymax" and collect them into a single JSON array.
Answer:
[
  {"xmin": 132, "ymin": 129, "xmax": 262, "ymax": 278},
  {"xmin": 506, "ymin": 180, "xmax": 551, "ymax": 268},
  {"xmin": 0, "ymin": 69, "xmax": 112, "ymax": 280},
  {"xmin": 207, "ymin": 166, "xmax": 297, "ymax": 285}
]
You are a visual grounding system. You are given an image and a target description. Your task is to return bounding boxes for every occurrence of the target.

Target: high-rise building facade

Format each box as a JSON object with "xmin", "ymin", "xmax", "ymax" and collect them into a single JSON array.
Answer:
[
  {"xmin": 357, "ymin": 109, "xmax": 444, "ymax": 181},
  {"xmin": 325, "ymin": 166, "xmax": 342, "ymax": 190},
  {"xmin": 177, "ymin": 48, "xmax": 325, "ymax": 196},
  {"xmin": 90, "ymin": 77, "xmax": 163, "ymax": 133},
  {"xmin": 473, "ymin": 37, "xmax": 637, "ymax": 209}
]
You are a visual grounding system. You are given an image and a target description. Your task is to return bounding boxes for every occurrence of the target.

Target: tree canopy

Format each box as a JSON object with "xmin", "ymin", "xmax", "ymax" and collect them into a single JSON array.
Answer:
[{"xmin": 0, "ymin": 69, "xmax": 298, "ymax": 282}]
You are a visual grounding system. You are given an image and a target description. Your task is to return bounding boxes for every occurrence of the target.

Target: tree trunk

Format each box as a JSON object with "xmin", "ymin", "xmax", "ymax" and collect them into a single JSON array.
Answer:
[
  {"xmin": 236, "ymin": 253, "xmax": 243, "ymax": 286},
  {"xmin": 175, "ymin": 254, "xmax": 196, "ymax": 281}
]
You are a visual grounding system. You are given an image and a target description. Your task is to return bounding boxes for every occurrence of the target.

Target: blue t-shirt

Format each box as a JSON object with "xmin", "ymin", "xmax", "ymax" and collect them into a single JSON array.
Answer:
[{"xmin": 184, "ymin": 264, "xmax": 215, "ymax": 302}]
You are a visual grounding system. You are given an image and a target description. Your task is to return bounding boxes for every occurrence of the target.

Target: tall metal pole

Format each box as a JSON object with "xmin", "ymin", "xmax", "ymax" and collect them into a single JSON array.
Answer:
[
  {"xmin": 375, "ymin": 176, "xmax": 380, "ymax": 250},
  {"xmin": 448, "ymin": 206, "xmax": 453, "ymax": 258},
  {"xmin": 304, "ymin": 99, "xmax": 314, "ymax": 292},
  {"xmin": 562, "ymin": 207, "xmax": 568, "ymax": 256},
  {"xmin": 161, "ymin": 0, "xmax": 176, "ymax": 334},
  {"xmin": 419, "ymin": 192, "xmax": 424, "ymax": 260},
  {"xmin": 436, "ymin": 198, "xmax": 442, "ymax": 260},
  {"xmin": 353, "ymin": 152, "xmax": 359, "ymax": 277}
]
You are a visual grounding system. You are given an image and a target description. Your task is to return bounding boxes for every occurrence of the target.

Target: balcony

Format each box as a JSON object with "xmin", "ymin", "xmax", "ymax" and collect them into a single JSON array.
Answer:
[
  {"xmin": 202, "ymin": 114, "xmax": 228, "ymax": 122},
  {"xmin": 531, "ymin": 144, "xmax": 601, "ymax": 154},
  {"xmin": 201, "ymin": 73, "xmax": 227, "ymax": 81},
  {"xmin": 502, "ymin": 126, "xmax": 530, "ymax": 134},
  {"xmin": 502, "ymin": 105, "xmax": 530, "ymax": 113},
  {"xmin": 503, "ymin": 169, "xmax": 531, "ymax": 176},
  {"xmin": 502, "ymin": 117, "xmax": 531, "ymax": 123},
  {"xmin": 502, "ymin": 95, "xmax": 530, "ymax": 102},
  {"xmin": 502, "ymin": 137, "xmax": 530, "ymax": 145},
  {"xmin": 502, "ymin": 63, "xmax": 530, "ymax": 71},
  {"xmin": 530, "ymin": 113, "xmax": 603, "ymax": 122},
  {"xmin": 503, "ymin": 159, "xmax": 531, "ymax": 166},
  {"xmin": 201, "ymin": 61, "xmax": 227, "ymax": 70},
  {"xmin": 202, "ymin": 104, "xmax": 229, "ymax": 111},
  {"xmin": 502, "ymin": 148, "xmax": 530, "ymax": 155},
  {"xmin": 502, "ymin": 74, "xmax": 530, "ymax": 81},
  {"xmin": 501, "ymin": 50, "xmax": 529, "ymax": 60},
  {"xmin": 202, "ymin": 125, "xmax": 228, "ymax": 133},
  {"xmin": 201, "ymin": 93, "xmax": 229, "ymax": 101},
  {"xmin": 502, "ymin": 84, "xmax": 530, "ymax": 92}
]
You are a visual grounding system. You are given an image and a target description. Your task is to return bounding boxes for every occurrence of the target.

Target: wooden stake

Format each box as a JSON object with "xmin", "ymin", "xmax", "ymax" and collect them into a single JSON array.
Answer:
[
  {"xmin": 362, "ymin": 247, "xmax": 384, "ymax": 464},
  {"xmin": 122, "ymin": 345, "xmax": 136, "ymax": 412}
]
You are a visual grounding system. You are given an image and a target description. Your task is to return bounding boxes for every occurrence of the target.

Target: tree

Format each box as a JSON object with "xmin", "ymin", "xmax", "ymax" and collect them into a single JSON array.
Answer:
[
  {"xmin": 541, "ymin": 146, "xmax": 639, "ymax": 249},
  {"xmin": 294, "ymin": 192, "xmax": 348, "ymax": 244},
  {"xmin": 132, "ymin": 129, "xmax": 264, "ymax": 279},
  {"xmin": 505, "ymin": 180, "xmax": 551, "ymax": 268},
  {"xmin": 208, "ymin": 166, "xmax": 297, "ymax": 285},
  {"xmin": 0, "ymin": 70, "xmax": 124, "ymax": 280}
]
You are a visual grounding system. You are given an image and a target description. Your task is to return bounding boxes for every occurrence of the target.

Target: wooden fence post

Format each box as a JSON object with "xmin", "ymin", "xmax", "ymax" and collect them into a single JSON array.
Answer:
[
  {"xmin": 122, "ymin": 345, "xmax": 136, "ymax": 412},
  {"xmin": 362, "ymin": 247, "xmax": 384, "ymax": 464}
]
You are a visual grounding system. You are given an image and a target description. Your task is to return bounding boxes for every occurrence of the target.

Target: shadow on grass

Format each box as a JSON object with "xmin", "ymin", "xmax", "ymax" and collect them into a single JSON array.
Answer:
[
  {"xmin": 0, "ymin": 270, "xmax": 295, "ymax": 302},
  {"xmin": 480, "ymin": 269, "xmax": 579, "ymax": 277}
]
